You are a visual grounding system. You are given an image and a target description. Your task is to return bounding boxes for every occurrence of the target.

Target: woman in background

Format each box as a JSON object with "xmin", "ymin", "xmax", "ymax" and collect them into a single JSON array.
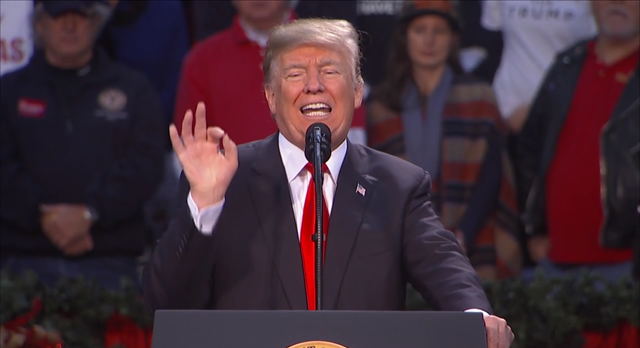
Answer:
[{"xmin": 367, "ymin": 0, "xmax": 521, "ymax": 280}]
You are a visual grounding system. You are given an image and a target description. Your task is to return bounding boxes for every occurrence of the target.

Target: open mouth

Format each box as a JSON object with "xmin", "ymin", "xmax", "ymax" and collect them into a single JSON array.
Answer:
[{"xmin": 300, "ymin": 103, "xmax": 332, "ymax": 117}]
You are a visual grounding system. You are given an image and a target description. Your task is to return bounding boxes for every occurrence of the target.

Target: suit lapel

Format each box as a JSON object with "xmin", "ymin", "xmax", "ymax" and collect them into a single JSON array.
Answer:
[
  {"xmin": 324, "ymin": 143, "xmax": 374, "ymax": 309},
  {"xmin": 249, "ymin": 135, "xmax": 307, "ymax": 309}
]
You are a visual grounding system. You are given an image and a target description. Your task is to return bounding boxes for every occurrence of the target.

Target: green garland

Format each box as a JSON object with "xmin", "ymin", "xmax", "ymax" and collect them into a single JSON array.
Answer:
[
  {"xmin": 407, "ymin": 270, "xmax": 639, "ymax": 348},
  {"xmin": 0, "ymin": 270, "xmax": 151, "ymax": 348},
  {"xmin": 1, "ymin": 270, "xmax": 638, "ymax": 348}
]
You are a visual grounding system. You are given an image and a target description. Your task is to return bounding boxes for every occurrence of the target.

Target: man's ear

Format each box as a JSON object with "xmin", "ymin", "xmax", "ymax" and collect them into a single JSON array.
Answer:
[
  {"xmin": 264, "ymin": 85, "xmax": 277, "ymax": 115},
  {"xmin": 34, "ymin": 19, "xmax": 44, "ymax": 37},
  {"xmin": 354, "ymin": 83, "xmax": 364, "ymax": 109}
]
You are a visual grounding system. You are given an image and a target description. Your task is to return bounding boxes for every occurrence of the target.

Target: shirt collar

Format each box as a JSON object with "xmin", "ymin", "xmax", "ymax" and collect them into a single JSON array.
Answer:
[
  {"xmin": 239, "ymin": 19, "xmax": 270, "ymax": 48},
  {"xmin": 588, "ymin": 39, "xmax": 640, "ymax": 66},
  {"xmin": 278, "ymin": 132, "xmax": 347, "ymax": 185},
  {"xmin": 233, "ymin": 10, "xmax": 297, "ymax": 47},
  {"xmin": 239, "ymin": 11, "xmax": 293, "ymax": 48}
]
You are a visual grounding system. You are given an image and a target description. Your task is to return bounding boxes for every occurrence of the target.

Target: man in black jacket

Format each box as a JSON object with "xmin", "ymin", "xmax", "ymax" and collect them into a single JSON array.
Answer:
[
  {"xmin": 0, "ymin": 0, "xmax": 165, "ymax": 291},
  {"xmin": 516, "ymin": 0, "xmax": 639, "ymax": 282},
  {"xmin": 599, "ymin": 99, "xmax": 640, "ymax": 281}
]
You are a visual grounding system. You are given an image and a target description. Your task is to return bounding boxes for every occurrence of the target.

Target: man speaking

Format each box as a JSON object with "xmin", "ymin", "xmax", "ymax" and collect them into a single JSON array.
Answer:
[{"xmin": 142, "ymin": 18, "xmax": 514, "ymax": 347}]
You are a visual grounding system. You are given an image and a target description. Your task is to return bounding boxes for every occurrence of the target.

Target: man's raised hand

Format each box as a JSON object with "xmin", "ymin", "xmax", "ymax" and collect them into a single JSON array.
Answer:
[{"xmin": 169, "ymin": 102, "xmax": 238, "ymax": 209}]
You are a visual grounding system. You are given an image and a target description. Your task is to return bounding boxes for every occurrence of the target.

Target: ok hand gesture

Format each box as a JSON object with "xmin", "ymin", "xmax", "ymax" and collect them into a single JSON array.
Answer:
[{"xmin": 169, "ymin": 102, "xmax": 238, "ymax": 209}]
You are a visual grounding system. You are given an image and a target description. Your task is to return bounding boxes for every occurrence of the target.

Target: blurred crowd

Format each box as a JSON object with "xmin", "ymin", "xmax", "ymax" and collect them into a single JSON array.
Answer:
[{"xmin": 0, "ymin": 0, "xmax": 638, "ymax": 292}]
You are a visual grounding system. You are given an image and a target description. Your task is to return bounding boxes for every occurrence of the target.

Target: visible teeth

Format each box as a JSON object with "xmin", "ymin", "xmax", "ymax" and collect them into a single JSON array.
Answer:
[
  {"xmin": 301, "ymin": 103, "xmax": 330, "ymax": 111},
  {"xmin": 305, "ymin": 111, "xmax": 330, "ymax": 117}
]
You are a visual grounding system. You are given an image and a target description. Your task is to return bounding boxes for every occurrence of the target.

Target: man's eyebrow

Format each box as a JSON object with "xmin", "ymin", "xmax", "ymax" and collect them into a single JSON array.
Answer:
[
  {"xmin": 318, "ymin": 58, "xmax": 340, "ymax": 67},
  {"xmin": 282, "ymin": 63, "xmax": 306, "ymax": 71},
  {"xmin": 282, "ymin": 59, "xmax": 341, "ymax": 71}
]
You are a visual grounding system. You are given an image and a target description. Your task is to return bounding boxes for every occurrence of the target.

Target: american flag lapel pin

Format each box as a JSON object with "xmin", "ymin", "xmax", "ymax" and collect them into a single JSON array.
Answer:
[{"xmin": 356, "ymin": 183, "xmax": 366, "ymax": 197}]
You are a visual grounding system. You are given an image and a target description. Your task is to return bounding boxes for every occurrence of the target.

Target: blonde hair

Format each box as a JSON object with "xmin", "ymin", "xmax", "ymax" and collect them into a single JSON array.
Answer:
[{"xmin": 263, "ymin": 18, "xmax": 364, "ymax": 89}]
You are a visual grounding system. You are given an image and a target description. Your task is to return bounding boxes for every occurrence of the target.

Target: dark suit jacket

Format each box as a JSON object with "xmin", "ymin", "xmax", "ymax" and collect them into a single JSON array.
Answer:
[{"xmin": 142, "ymin": 134, "xmax": 491, "ymax": 313}]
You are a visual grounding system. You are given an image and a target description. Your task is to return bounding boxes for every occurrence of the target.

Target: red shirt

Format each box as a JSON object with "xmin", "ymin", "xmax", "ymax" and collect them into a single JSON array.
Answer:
[
  {"xmin": 546, "ymin": 40, "xmax": 638, "ymax": 264},
  {"xmin": 174, "ymin": 15, "xmax": 366, "ymax": 145}
]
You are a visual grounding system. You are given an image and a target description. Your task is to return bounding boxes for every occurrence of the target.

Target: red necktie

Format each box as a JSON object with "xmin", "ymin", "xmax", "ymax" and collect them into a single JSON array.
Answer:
[{"xmin": 300, "ymin": 163, "xmax": 329, "ymax": 310}]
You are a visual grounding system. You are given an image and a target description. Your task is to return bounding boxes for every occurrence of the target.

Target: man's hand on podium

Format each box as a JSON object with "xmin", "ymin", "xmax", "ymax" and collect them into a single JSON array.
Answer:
[{"xmin": 483, "ymin": 313, "xmax": 514, "ymax": 348}]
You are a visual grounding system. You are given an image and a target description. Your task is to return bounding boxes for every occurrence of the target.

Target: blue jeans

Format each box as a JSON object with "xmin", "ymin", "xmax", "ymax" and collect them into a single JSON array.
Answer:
[{"xmin": 0, "ymin": 256, "xmax": 140, "ymax": 292}]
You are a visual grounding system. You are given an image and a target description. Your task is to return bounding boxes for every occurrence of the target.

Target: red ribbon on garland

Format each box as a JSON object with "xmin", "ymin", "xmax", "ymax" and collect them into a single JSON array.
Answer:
[
  {"xmin": 3, "ymin": 297, "xmax": 43, "ymax": 331},
  {"xmin": 104, "ymin": 312, "xmax": 151, "ymax": 348}
]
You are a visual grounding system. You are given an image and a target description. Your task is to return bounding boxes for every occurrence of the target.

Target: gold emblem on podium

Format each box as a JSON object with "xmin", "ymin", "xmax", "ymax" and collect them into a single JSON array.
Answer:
[{"xmin": 287, "ymin": 341, "xmax": 348, "ymax": 348}]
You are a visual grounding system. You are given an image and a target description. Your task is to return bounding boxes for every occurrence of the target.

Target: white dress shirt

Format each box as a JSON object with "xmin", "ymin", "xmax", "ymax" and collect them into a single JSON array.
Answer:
[{"xmin": 185, "ymin": 133, "xmax": 488, "ymax": 316}]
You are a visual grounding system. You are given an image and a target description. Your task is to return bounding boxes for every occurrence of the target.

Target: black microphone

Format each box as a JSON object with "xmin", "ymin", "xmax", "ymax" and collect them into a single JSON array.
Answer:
[
  {"xmin": 304, "ymin": 123, "xmax": 331, "ymax": 164},
  {"xmin": 304, "ymin": 123, "xmax": 331, "ymax": 311}
]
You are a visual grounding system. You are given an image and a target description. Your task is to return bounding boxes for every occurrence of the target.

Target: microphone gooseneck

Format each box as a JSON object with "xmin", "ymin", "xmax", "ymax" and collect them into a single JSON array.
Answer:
[{"xmin": 304, "ymin": 123, "xmax": 331, "ymax": 311}]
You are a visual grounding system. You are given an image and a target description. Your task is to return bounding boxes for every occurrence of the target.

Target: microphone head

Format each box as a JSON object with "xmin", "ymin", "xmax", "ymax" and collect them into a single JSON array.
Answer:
[{"xmin": 304, "ymin": 123, "xmax": 332, "ymax": 164}]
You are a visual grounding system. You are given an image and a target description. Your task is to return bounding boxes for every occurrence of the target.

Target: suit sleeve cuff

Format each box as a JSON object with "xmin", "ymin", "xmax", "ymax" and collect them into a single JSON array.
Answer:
[
  {"xmin": 187, "ymin": 192, "xmax": 224, "ymax": 235},
  {"xmin": 464, "ymin": 308, "xmax": 489, "ymax": 317}
]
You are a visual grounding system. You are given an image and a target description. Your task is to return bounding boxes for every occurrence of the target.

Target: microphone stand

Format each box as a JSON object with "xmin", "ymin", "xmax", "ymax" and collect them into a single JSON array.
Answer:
[{"xmin": 312, "ymin": 126, "xmax": 325, "ymax": 311}]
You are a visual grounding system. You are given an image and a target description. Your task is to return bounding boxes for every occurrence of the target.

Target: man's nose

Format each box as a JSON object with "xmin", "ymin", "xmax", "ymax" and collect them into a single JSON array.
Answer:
[
  {"xmin": 60, "ymin": 13, "xmax": 80, "ymax": 30},
  {"xmin": 304, "ymin": 71, "xmax": 325, "ymax": 94}
]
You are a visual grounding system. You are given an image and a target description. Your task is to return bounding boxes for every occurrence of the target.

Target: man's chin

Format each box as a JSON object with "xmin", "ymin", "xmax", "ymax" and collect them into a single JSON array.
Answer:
[
  {"xmin": 54, "ymin": 47, "xmax": 91, "ymax": 59},
  {"xmin": 601, "ymin": 26, "xmax": 638, "ymax": 40}
]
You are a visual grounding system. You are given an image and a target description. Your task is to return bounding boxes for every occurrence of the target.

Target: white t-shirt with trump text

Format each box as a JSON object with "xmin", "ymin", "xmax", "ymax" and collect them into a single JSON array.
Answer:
[{"xmin": 482, "ymin": 0, "xmax": 597, "ymax": 119}]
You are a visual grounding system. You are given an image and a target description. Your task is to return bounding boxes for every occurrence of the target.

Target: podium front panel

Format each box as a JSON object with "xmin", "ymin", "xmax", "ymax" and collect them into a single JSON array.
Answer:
[{"xmin": 152, "ymin": 310, "xmax": 487, "ymax": 348}]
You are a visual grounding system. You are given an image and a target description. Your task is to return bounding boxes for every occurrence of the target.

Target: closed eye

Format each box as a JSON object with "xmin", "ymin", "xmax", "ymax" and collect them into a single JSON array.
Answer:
[
  {"xmin": 286, "ymin": 71, "xmax": 305, "ymax": 80},
  {"xmin": 322, "ymin": 69, "xmax": 340, "ymax": 76}
]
